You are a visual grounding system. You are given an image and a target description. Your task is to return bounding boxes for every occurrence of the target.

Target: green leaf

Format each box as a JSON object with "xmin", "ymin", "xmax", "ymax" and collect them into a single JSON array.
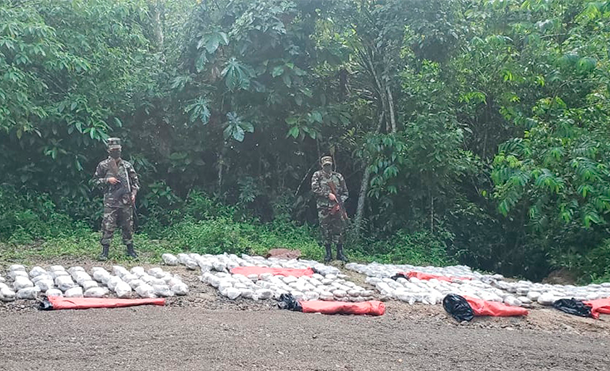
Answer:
[
  {"xmin": 223, "ymin": 125, "xmax": 233, "ymax": 140},
  {"xmin": 285, "ymin": 117, "xmax": 298, "ymax": 126},
  {"xmin": 272, "ymin": 66, "xmax": 284, "ymax": 77},
  {"xmin": 233, "ymin": 126, "xmax": 245, "ymax": 142},
  {"xmin": 288, "ymin": 126, "xmax": 299, "ymax": 138},
  {"xmin": 577, "ymin": 57, "xmax": 596, "ymax": 73},
  {"xmin": 196, "ymin": 53, "xmax": 207, "ymax": 72},
  {"xmin": 222, "ymin": 58, "xmax": 253, "ymax": 91},
  {"xmin": 241, "ymin": 121, "xmax": 254, "ymax": 133}
]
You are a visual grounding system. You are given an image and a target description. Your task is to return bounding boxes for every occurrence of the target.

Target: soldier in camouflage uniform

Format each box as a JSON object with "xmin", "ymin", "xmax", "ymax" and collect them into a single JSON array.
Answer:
[
  {"xmin": 94, "ymin": 138, "xmax": 140, "ymax": 260},
  {"xmin": 311, "ymin": 155, "xmax": 349, "ymax": 262}
]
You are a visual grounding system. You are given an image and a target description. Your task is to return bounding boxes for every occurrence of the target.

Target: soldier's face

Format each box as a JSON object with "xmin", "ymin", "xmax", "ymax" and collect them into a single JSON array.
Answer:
[
  {"xmin": 109, "ymin": 149, "xmax": 121, "ymax": 159},
  {"xmin": 323, "ymin": 164, "xmax": 332, "ymax": 173}
]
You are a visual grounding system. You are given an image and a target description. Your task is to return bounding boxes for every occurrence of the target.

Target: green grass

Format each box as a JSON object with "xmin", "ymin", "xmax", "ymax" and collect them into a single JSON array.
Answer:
[
  {"xmin": 0, "ymin": 188, "xmax": 455, "ymax": 268},
  {"xmin": 0, "ymin": 220, "xmax": 324, "ymax": 265},
  {"xmin": 0, "ymin": 221, "xmax": 455, "ymax": 268}
]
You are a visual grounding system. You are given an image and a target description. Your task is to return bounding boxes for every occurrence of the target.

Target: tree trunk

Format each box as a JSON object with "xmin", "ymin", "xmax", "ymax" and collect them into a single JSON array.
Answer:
[
  {"xmin": 149, "ymin": 1, "xmax": 164, "ymax": 51},
  {"xmin": 429, "ymin": 188, "xmax": 434, "ymax": 234},
  {"xmin": 354, "ymin": 111, "xmax": 384, "ymax": 239},
  {"xmin": 217, "ymin": 149, "xmax": 224, "ymax": 193},
  {"xmin": 386, "ymin": 83, "xmax": 397, "ymax": 133}
]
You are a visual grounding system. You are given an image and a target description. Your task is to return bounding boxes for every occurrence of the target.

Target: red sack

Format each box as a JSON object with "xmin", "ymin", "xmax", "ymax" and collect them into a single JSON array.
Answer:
[
  {"xmin": 401, "ymin": 271, "xmax": 472, "ymax": 282},
  {"xmin": 464, "ymin": 296, "xmax": 528, "ymax": 317},
  {"xmin": 230, "ymin": 266, "xmax": 314, "ymax": 277},
  {"xmin": 583, "ymin": 298, "xmax": 610, "ymax": 319},
  {"xmin": 301, "ymin": 300, "xmax": 385, "ymax": 316},
  {"xmin": 41, "ymin": 296, "xmax": 165, "ymax": 310}
]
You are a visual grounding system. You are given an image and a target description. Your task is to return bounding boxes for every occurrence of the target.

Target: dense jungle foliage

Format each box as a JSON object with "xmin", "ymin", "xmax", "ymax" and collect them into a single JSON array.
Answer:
[{"xmin": 1, "ymin": 0, "xmax": 610, "ymax": 282}]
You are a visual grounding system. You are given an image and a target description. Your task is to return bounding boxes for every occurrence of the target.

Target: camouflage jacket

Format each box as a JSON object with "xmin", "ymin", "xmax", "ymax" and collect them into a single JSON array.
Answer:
[
  {"xmin": 311, "ymin": 170, "xmax": 348, "ymax": 210},
  {"xmin": 94, "ymin": 157, "xmax": 140, "ymax": 208}
]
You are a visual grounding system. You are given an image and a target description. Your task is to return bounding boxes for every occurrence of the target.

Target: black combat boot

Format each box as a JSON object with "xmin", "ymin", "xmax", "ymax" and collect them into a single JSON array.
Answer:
[
  {"xmin": 99, "ymin": 244, "xmax": 110, "ymax": 261},
  {"xmin": 324, "ymin": 244, "xmax": 332, "ymax": 262},
  {"xmin": 336, "ymin": 243, "xmax": 348, "ymax": 262},
  {"xmin": 126, "ymin": 243, "xmax": 138, "ymax": 259}
]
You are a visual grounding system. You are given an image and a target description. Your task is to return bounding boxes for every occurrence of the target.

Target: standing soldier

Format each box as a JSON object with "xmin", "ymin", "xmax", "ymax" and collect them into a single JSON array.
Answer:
[
  {"xmin": 311, "ymin": 155, "xmax": 349, "ymax": 262},
  {"xmin": 94, "ymin": 138, "xmax": 140, "ymax": 260}
]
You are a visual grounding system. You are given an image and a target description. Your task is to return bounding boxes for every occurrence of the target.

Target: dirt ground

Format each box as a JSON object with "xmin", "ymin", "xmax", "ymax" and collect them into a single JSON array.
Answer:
[{"xmin": 2, "ymin": 259, "xmax": 610, "ymax": 370}]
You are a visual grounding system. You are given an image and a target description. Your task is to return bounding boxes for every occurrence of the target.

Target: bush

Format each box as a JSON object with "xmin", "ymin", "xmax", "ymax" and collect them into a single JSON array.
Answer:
[{"xmin": 350, "ymin": 229, "xmax": 455, "ymax": 267}]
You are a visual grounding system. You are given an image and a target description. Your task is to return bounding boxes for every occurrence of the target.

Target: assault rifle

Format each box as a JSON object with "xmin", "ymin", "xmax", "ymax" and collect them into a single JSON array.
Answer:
[
  {"xmin": 108, "ymin": 160, "xmax": 138, "ymax": 222},
  {"xmin": 328, "ymin": 181, "xmax": 348, "ymax": 221}
]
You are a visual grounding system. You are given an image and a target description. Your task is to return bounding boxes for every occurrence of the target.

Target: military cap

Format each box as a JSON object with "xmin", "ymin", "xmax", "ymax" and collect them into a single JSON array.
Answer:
[
  {"xmin": 107, "ymin": 137, "xmax": 122, "ymax": 150},
  {"xmin": 321, "ymin": 156, "xmax": 333, "ymax": 166}
]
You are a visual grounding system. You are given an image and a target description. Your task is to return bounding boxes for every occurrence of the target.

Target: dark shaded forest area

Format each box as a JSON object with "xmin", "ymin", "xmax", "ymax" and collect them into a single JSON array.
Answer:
[{"xmin": 1, "ymin": 0, "xmax": 610, "ymax": 282}]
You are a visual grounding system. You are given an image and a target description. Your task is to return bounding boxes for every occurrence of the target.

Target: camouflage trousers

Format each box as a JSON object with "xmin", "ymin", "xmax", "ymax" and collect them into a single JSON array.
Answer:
[
  {"xmin": 318, "ymin": 207, "xmax": 344, "ymax": 245},
  {"xmin": 100, "ymin": 206, "xmax": 133, "ymax": 246}
]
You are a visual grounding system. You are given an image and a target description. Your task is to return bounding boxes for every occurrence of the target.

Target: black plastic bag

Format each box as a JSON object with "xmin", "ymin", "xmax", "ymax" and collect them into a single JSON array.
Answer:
[
  {"xmin": 552, "ymin": 298, "xmax": 593, "ymax": 318},
  {"xmin": 278, "ymin": 293, "xmax": 303, "ymax": 312},
  {"xmin": 443, "ymin": 294, "xmax": 474, "ymax": 322},
  {"xmin": 390, "ymin": 273, "xmax": 408, "ymax": 281}
]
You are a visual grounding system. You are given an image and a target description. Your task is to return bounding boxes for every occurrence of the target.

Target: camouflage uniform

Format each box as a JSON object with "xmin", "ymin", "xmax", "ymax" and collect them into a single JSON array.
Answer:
[
  {"xmin": 311, "ymin": 156, "xmax": 348, "ymax": 261},
  {"xmin": 94, "ymin": 138, "xmax": 139, "ymax": 258}
]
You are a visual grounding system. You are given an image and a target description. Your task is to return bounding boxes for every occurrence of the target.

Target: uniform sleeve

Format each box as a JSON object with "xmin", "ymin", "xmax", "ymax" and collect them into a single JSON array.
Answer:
[
  {"xmin": 93, "ymin": 162, "xmax": 107, "ymax": 188},
  {"xmin": 338, "ymin": 173, "xmax": 349, "ymax": 202},
  {"xmin": 127, "ymin": 163, "xmax": 140, "ymax": 195},
  {"xmin": 311, "ymin": 171, "xmax": 326, "ymax": 197}
]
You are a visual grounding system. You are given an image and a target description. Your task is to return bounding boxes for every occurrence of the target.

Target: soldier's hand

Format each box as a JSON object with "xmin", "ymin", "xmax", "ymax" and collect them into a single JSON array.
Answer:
[
  {"xmin": 131, "ymin": 195, "xmax": 136, "ymax": 204},
  {"xmin": 107, "ymin": 177, "xmax": 119, "ymax": 185},
  {"xmin": 328, "ymin": 193, "xmax": 337, "ymax": 202}
]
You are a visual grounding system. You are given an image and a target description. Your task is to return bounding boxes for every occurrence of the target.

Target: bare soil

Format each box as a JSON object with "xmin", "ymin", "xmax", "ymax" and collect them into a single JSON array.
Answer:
[{"xmin": 1, "ymin": 258, "xmax": 610, "ymax": 370}]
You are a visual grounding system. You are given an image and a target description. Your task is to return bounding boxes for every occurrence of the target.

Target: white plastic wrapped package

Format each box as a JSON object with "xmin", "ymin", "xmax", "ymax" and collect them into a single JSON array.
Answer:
[
  {"xmin": 9, "ymin": 270, "xmax": 29, "ymax": 280},
  {"xmin": 148, "ymin": 268, "xmax": 164, "ymax": 278},
  {"xmin": 13, "ymin": 276, "xmax": 34, "ymax": 290},
  {"xmin": 81, "ymin": 280, "xmax": 99, "ymax": 291},
  {"xmin": 68, "ymin": 266, "xmax": 86, "ymax": 275},
  {"xmin": 114, "ymin": 281, "xmax": 132, "ymax": 298},
  {"xmin": 29, "ymin": 266, "xmax": 47, "ymax": 278},
  {"xmin": 10, "ymin": 264, "xmax": 26, "ymax": 272},
  {"xmin": 35, "ymin": 280, "xmax": 55, "ymax": 292},
  {"xmin": 65, "ymin": 287, "xmax": 84, "ymax": 298},
  {"xmin": 135, "ymin": 283, "xmax": 156, "ymax": 298},
  {"xmin": 185, "ymin": 259, "xmax": 198, "ymax": 270},
  {"xmin": 130, "ymin": 267, "xmax": 146, "ymax": 277},
  {"xmin": 162, "ymin": 253, "xmax": 179, "ymax": 266},
  {"xmin": 128, "ymin": 279, "xmax": 144, "ymax": 289},
  {"xmin": 113, "ymin": 266, "xmax": 130, "ymax": 278},
  {"xmin": 32, "ymin": 274, "xmax": 53, "ymax": 284},
  {"xmin": 93, "ymin": 270, "xmax": 110, "ymax": 283},
  {"xmin": 17, "ymin": 287, "xmax": 41, "ymax": 300},
  {"xmin": 45, "ymin": 289, "xmax": 63, "ymax": 297},
  {"xmin": 178, "ymin": 254, "xmax": 199, "ymax": 270},
  {"xmin": 50, "ymin": 270, "xmax": 70, "ymax": 279},
  {"xmin": 253, "ymin": 289, "xmax": 273, "ymax": 301},
  {"xmin": 170, "ymin": 282, "xmax": 188, "ymax": 296},
  {"xmin": 84, "ymin": 287, "xmax": 109, "ymax": 298},
  {"xmin": 55, "ymin": 276, "xmax": 76, "ymax": 292},
  {"xmin": 152, "ymin": 284, "xmax": 173, "ymax": 297},
  {"xmin": 121, "ymin": 274, "xmax": 138, "ymax": 283},
  {"xmin": 72, "ymin": 272, "xmax": 92, "ymax": 285},
  {"xmin": 49, "ymin": 265, "xmax": 66, "ymax": 272},
  {"xmin": 107, "ymin": 276, "xmax": 123, "ymax": 291},
  {"xmin": 149, "ymin": 278, "xmax": 167, "ymax": 286},
  {"xmin": 221, "ymin": 287, "xmax": 241, "ymax": 300},
  {"xmin": 1, "ymin": 286, "xmax": 16, "ymax": 301},
  {"xmin": 167, "ymin": 277, "xmax": 182, "ymax": 288}
]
